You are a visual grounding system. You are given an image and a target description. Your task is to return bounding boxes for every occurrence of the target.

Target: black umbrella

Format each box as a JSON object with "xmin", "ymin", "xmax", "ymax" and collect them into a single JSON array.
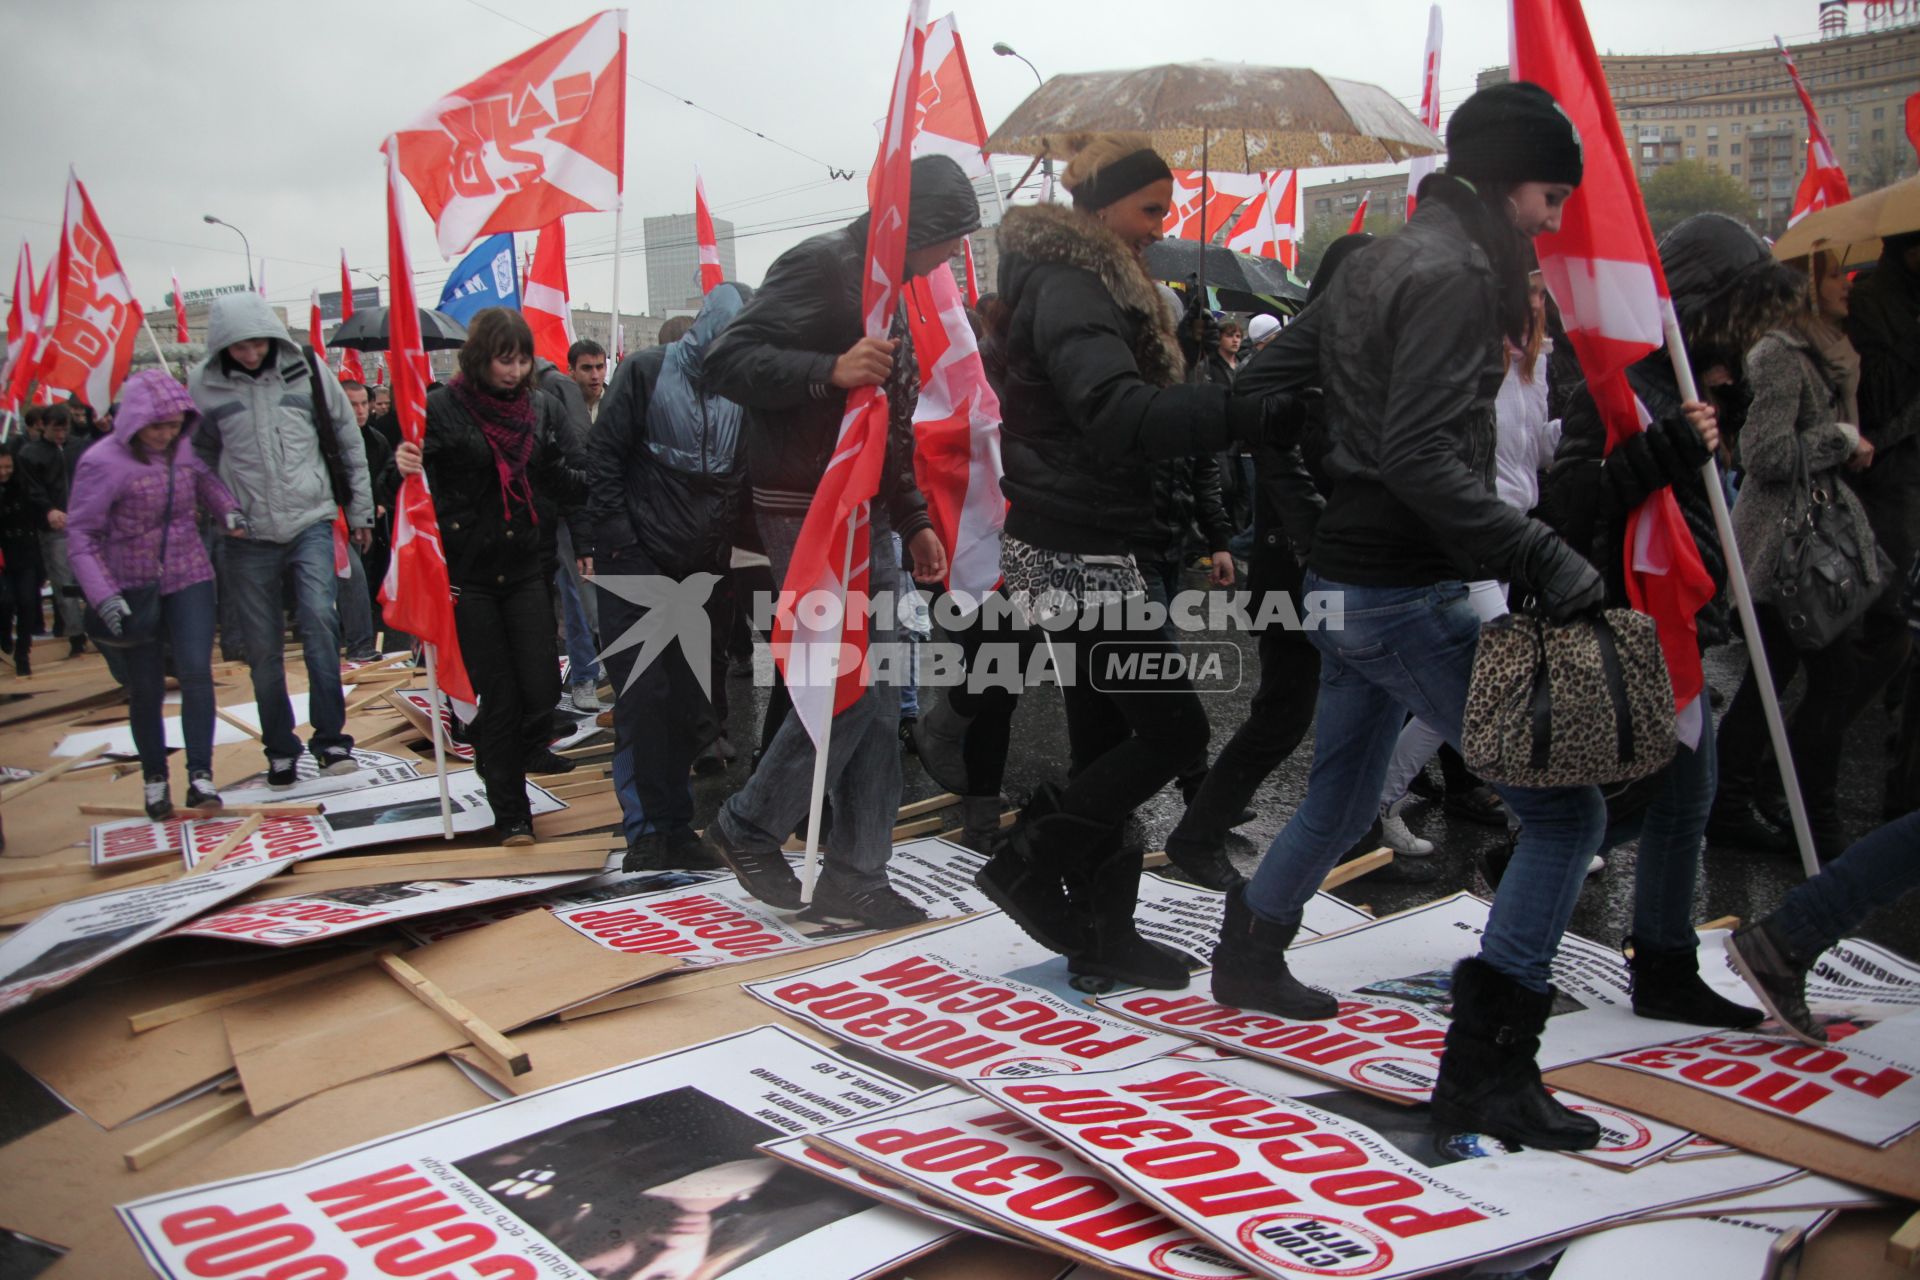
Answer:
[
  {"xmin": 327, "ymin": 306, "xmax": 468, "ymax": 351},
  {"xmin": 1144, "ymin": 240, "xmax": 1304, "ymax": 301}
]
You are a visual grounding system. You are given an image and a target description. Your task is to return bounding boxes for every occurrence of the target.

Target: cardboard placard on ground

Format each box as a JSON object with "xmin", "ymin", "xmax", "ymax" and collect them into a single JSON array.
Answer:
[
  {"xmin": 222, "ymin": 908, "xmax": 677, "ymax": 1114},
  {"xmin": 175, "ymin": 867, "xmax": 604, "ymax": 946},
  {"xmin": 396, "ymin": 867, "xmax": 725, "ymax": 945}
]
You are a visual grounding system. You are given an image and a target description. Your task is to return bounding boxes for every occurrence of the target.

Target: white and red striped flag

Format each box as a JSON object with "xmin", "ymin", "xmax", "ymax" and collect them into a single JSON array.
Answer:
[
  {"xmin": 1164, "ymin": 170, "xmax": 1263, "ymax": 242},
  {"xmin": 308, "ymin": 288, "xmax": 326, "ymax": 358},
  {"xmin": 37, "ymin": 171, "xmax": 142, "ymax": 411},
  {"xmin": 394, "ymin": 10, "xmax": 627, "ymax": 257},
  {"xmin": 1406, "ymin": 5, "xmax": 1444, "ymax": 218},
  {"xmin": 1347, "ymin": 190, "xmax": 1372, "ymax": 235},
  {"xmin": 308, "ymin": 285, "xmax": 353, "ymax": 580},
  {"xmin": 1223, "ymin": 169, "xmax": 1300, "ymax": 270},
  {"xmin": 337, "ymin": 251, "xmax": 364, "ymax": 383},
  {"xmin": 2, "ymin": 244, "xmax": 35, "ymax": 401},
  {"xmin": 1514, "ymin": 0, "xmax": 1715, "ymax": 713},
  {"xmin": 907, "ymin": 263, "xmax": 1004, "ymax": 601},
  {"xmin": 912, "ymin": 14, "xmax": 994, "ymax": 181},
  {"xmin": 1776, "ymin": 37, "xmax": 1851, "ymax": 227},
  {"xmin": 2, "ymin": 257, "xmax": 53, "ymax": 414},
  {"xmin": 523, "ymin": 219, "xmax": 576, "ymax": 368},
  {"xmin": 169, "ymin": 268, "xmax": 189, "ymax": 344},
  {"xmin": 775, "ymin": 0, "xmax": 930, "ymax": 748},
  {"xmin": 693, "ymin": 170, "xmax": 725, "ymax": 295},
  {"xmin": 377, "ymin": 135, "xmax": 476, "ymax": 708}
]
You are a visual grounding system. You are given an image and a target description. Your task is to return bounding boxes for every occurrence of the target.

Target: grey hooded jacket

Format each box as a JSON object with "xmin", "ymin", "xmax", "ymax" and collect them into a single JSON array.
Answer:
[{"xmin": 189, "ymin": 293, "xmax": 372, "ymax": 543}]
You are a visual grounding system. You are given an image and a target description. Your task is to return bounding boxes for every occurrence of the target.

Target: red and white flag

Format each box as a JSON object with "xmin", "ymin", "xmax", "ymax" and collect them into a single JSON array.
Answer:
[
  {"xmin": 169, "ymin": 268, "xmax": 189, "ymax": 344},
  {"xmin": 1776, "ymin": 37, "xmax": 1851, "ymax": 227},
  {"xmin": 960, "ymin": 235, "xmax": 979, "ymax": 306},
  {"xmin": 775, "ymin": 0, "xmax": 929, "ymax": 747},
  {"xmin": 377, "ymin": 135, "xmax": 476, "ymax": 708},
  {"xmin": 1907, "ymin": 90, "xmax": 1919, "ymax": 160},
  {"xmin": 912, "ymin": 13, "xmax": 994, "ymax": 181},
  {"xmin": 37, "ymin": 171, "xmax": 143, "ymax": 411},
  {"xmin": 693, "ymin": 170, "xmax": 725, "ymax": 296},
  {"xmin": 523, "ymin": 218, "xmax": 576, "ymax": 368},
  {"xmin": 394, "ymin": 10, "xmax": 627, "ymax": 257},
  {"xmin": 907, "ymin": 263, "xmax": 1004, "ymax": 600},
  {"xmin": 2, "ymin": 256, "xmax": 53, "ymax": 414},
  {"xmin": 1164, "ymin": 170, "xmax": 1263, "ymax": 242},
  {"xmin": 1515, "ymin": 0, "xmax": 1715, "ymax": 713},
  {"xmin": 256, "ymin": 259, "xmax": 267, "ymax": 298},
  {"xmin": 308, "ymin": 288, "xmax": 326, "ymax": 358},
  {"xmin": 337, "ymin": 251, "xmax": 364, "ymax": 383},
  {"xmin": 2, "ymin": 244, "xmax": 34, "ymax": 395},
  {"xmin": 1223, "ymin": 169, "xmax": 1300, "ymax": 270},
  {"xmin": 1406, "ymin": 4, "xmax": 1444, "ymax": 218},
  {"xmin": 1347, "ymin": 190, "xmax": 1372, "ymax": 235}
]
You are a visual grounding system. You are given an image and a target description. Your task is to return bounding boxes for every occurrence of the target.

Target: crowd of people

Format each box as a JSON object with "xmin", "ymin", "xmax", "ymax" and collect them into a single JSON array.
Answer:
[{"xmin": 3, "ymin": 80, "xmax": 1916, "ymax": 1151}]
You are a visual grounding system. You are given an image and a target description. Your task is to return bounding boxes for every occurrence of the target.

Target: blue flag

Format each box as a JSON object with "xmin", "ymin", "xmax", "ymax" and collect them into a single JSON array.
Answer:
[{"xmin": 437, "ymin": 233, "xmax": 519, "ymax": 324}]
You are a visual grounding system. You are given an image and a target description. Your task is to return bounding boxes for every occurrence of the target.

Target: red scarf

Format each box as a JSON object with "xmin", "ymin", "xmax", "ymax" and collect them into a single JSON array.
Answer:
[{"xmin": 450, "ymin": 374, "xmax": 538, "ymax": 524}]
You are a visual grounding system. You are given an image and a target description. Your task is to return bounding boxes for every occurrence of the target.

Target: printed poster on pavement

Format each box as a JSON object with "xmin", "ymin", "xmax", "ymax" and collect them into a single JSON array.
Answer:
[
  {"xmin": 395, "ymin": 868, "xmax": 725, "ymax": 946},
  {"xmin": 119, "ymin": 1027, "xmax": 954, "ymax": 1280},
  {"xmin": 170, "ymin": 870, "xmax": 603, "ymax": 947}
]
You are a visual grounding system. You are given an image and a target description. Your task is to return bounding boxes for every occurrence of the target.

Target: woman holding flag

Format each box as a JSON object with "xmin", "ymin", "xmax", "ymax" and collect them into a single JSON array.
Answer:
[{"xmin": 393, "ymin": 307, "xmax": 587, "ymax": 845}]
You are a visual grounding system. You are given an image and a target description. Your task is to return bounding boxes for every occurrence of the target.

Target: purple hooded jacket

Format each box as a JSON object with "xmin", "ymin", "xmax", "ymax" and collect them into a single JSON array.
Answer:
[{"xmin": 68, "ymin": 370, "xmax": 239, "ymax": 607}]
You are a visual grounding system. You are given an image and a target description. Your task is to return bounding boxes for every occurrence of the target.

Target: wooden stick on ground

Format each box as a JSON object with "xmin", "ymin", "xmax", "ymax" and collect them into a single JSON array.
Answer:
[
  {"xmin": 1318, "ymin": 848, "xmax": 1393, "ymax": 892},
  {"xmin": 0, "ymin": 744, "xmax": 108, "ymax": 804},
  {"xmin": 891, "ymin": 815, "xmax": 944, "ymax": 841},
  {"xmin": 1, "ymin": 862, "xmax": 177, "ymax": 917},
  {"xmin": 0, "ymin": 860, "xmax": 97, "ymax": 883},
  {"xmin": 378, "ymin": 953, "xmax": 529, "ymax": 1076},
  {"xmin": 897, "ymin": 793, "xmax": 960, "ymax": 820},
  {"xmin": 189, "ymin": 814, "xmax": 261, "ymax": 875},
  {"xmin": 285, "ymin": 837, "xmax": 618, "ymax": 875},
  {"xmin": 129, "ymin": 947, "xmax": 398, "ymax": 1033},
  {"xmin": 357, "ymin": 720, "xmax": 418, "ymax": 749},
  {"xmin": 213, "ymin": 707, "xmax": 263, "ymax": 741},
  {"xmin": 346, "ymin": 684, "xmax": 406, "ymax": 716},
  {"xmin": 122, "ymin": 1095, "xmax": 250, "ymax": 1171},
  {"xmin": 1888, "ymin": 1209, "xmax": 1920, "ymax": 1269},
  {"xmin": 1698, "ymin": 915, "xmax": 1742, "ymax": 933},
  {"xmin": 79, "ymin": 802, "xmax": 323, "ymax": 818}
]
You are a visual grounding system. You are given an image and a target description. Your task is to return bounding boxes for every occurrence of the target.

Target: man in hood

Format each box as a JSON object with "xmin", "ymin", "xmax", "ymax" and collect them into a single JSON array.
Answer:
[
  {"xmin": 531, "ymin": 343, "xmax": 604, "ymax": 712},
  {"xmin": 17, "ymin": 402, "xmax": 92, "ymax": 655},
  {"xmin": 190, "ymin": 292, "xmax": 372, "ymax": 786},
  {"xmin": 695, "ymin": 153, "xmax": 977, "ymax": 927}
]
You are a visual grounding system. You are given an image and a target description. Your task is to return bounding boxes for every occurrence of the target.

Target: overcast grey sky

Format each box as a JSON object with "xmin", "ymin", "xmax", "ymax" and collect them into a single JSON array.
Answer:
[{"xmin": 0, "ymin": 0, "xmax": 1836, "ymax": 322}]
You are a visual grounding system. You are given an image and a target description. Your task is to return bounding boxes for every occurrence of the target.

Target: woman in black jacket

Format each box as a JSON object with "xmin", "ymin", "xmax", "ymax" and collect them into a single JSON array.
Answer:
[
  {"xmin": 974, "ymin": 131, "xmax": 1264, "ymax": 991},
  {"xmin": 394, "ymin": 308, "xmax": 587, "ymax": 844}
]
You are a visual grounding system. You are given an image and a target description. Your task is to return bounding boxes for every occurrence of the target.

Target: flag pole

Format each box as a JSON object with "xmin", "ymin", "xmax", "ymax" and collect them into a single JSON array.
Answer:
[
  {"xmin": 424, "ymin": 641, "xmax": 454, "ymax": 839},
  {"xmin": 1663, "ymin": 316, "xmax": 1819, "ymax": 879},
  {"xmin": 797, "ymin": 506, "xmax": 860, "ymax": 906},
  {"xmin": 139, "ymin": 315, "xmax": 175, "ymax": 379},
  {"xmin": 0, "ymin": 410, "xmax": 14, "ymax": 445},
  {"xmin": 607, "ymin": 203, "xmax": 624, "ymax": 366}
]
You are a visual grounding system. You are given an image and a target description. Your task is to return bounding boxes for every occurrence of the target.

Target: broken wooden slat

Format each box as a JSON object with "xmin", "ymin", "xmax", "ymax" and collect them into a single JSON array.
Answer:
[
  {"xmin": 285, "ymin": 837, "xmax": 618, "ymax": 876},
  {"xmin": 121, "ymin": 1095, "xmax": 249, "ymax": 1171},
  {"xmin": 897, "ymin": 792, "xmax": 960, "ymax": 820},
  {"xmin": 0, "ymin": 860, "xmax": 96, "ymax": 883},
  {"xmin": 129, "ymin": 947, "xmax": 398, "ymax": 1034},
  {"xmin": 189, "ymin": 814, "xmax": 262, "ymax": 875},
  {"xmin": 0, "ymin": 744, "xmax": 108, "ymax": 804},
  {"xmin": 1888, "ymin": 1209, "xmax": 1920, "ymax": 1269},
  {"xmin": 377, "ymin": 953, "xmax": 529, "ymax": 1077},
  {"xmin": 79, "ymin": 802, "xmax": 323, "ymax": 819},
  {"xmin": 890, "ymin": 815, "xmax": 943, "ymax": 840},
  {"xmin": 212, "ymin": 707, "xmax": 263, "ymax": 741},
  {"xmin": 1319, "ymin": 848, "xmax": 1393, "ymax": 891}
]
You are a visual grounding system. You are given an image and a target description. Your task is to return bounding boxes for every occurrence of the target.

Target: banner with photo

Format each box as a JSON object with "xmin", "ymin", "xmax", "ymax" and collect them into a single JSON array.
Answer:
[{"xmin": 397, "ymin": 868, "xmax": 725, "ymax": 946}]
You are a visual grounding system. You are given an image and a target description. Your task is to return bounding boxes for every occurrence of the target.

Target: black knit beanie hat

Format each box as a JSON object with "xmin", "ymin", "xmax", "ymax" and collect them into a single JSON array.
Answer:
[{"xmin": 1447, "ymin": 81, "xmax": 1584, "ymax": 187}]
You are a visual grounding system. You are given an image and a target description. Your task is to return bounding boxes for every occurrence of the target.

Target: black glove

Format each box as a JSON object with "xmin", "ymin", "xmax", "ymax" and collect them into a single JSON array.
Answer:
[
  {"xmin": 1602, "ymin": 417, "xmax": 1710, "ymax": 516},
  {"xmin": 1515, "ymin": 530, "xmax": 1604, "ymax": 621}
]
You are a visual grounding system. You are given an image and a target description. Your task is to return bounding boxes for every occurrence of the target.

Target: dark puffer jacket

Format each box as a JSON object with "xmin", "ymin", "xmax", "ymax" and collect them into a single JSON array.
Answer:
[
  {"xmin": 704, "ymin": 154, "xmax": 979, "ymax": 543},
  {"xmin": 994, "ymin": 204, "xmax": 1248, "ymax": 556}
]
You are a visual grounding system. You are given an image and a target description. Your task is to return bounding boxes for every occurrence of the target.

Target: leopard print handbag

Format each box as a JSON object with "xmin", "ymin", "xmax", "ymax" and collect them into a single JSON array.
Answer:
[{"xmin": 1461, "ymin": 608, "xmax": 1678, "ymax": 789}]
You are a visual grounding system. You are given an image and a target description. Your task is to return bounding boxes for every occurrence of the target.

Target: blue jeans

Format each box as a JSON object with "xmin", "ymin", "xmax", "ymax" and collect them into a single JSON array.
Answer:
[
  {"xmin": 1604, "ymin": 687, "xmax": 1716, "ymax": 952},
  {"xmin": 224, "ymin": 520, "xmax": 351, "ymax": 762},
  {"xmin": 124, "ymin": 579, "xmax": 217, "ymax": 779},
  {"xmin": 337, "ymin": 541, "xmax": 376, "ymax": 656},
  {"xmin": 1243, "ymin": 573, "xmax": 1606, "ymax": 991},
  {"xmin": 555, "ymin": 523, "xmax": 602, "ymax": 686},
  {"xmin": 717, "ymin": 509, "xmax": 902, "ymax": 890},
  {"xmin": 1771, "ymin": 810, "xmax": 1920, "ymax": 962}
]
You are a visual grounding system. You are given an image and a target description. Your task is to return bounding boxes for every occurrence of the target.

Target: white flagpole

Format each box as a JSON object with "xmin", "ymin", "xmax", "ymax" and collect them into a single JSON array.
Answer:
[
  {"xmin": 140, "ymin": 315, "xmax": 175, "ymax": 379},
  {"xmin": 1663, "ymin": 316, "xmax": 1819, "ymax": 878},
  {"xmin": 424, "ymin": 641, "xmax": 454, "ymax": 839},
  {"xmin": 798, "ymin": 506, "xmax": 861, "ymax": 905},
  {"xmin": 607, "ymin": 203, "xmax": 624, "ymax": 367},
  {"xmin": 0, "ymin": 410, "xmax": 14, "ymax": 445}
]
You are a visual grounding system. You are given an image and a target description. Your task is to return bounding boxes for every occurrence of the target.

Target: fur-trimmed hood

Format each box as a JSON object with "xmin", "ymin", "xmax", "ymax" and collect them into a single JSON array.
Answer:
[{"xmin": 996, "ymin": 204, "xmax": 1186, "ymax": 387}]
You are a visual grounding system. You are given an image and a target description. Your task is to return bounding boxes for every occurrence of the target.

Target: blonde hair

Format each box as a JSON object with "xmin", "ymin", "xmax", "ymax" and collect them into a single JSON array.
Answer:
[{"xmin": 1059, "ymin": 132, "xmax": 1159, "ymax": 196}]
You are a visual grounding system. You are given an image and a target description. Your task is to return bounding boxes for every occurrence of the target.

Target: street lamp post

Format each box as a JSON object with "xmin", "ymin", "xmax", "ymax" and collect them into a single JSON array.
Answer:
[
  {"xmin": 992, "ymin": 42, "xmax": 1053, "ymax": 201},
  {"xmin": 202, "ymin": 215, "xmax": 254, "ymax": 289}
]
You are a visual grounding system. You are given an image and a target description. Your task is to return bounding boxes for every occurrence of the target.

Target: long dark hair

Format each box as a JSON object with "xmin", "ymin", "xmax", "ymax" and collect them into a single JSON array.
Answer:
[
  {"xmin": 456, "ymin": 307, "xmax": 536, "ymax": 393},
  {"xmin": 1416, "ymin": 173, "xmax": 1536, "ymax": 348}
]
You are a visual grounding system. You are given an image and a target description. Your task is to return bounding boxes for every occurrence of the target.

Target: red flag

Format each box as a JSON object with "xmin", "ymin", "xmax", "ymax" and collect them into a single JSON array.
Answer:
[
  {"xmin": 3, "ymin": 258, "xmax": 54, "ymax": 414},
  {"xmin": 1776, "ymin": 38, "xmax": 1851, "ymax": 227},
  {"xmin": 1514, "ymin": 0, "xmax": 1715, "ymax": 711},
  {"xmin": 907, "ymin": 264, "xmax": 1005, "ymax": 599},
  {"xmin": 377, "ymin": 135, "xmax": 476, "ymax": 707},
  {"xmin": 1406, "ymin": 4, "xmax": 1444, "ymax": 219},
  {"xmin": 960, "ymin": 236, "xmax": 979, "ymax": 307},
  {"xmin": 2, "ymin": 244, "xmax": 34, "ymax": 404},
  {"xmin": 337, "ymin": 251, "xmax": 364, "ymax": 383},
  {"xmin": 1164, "ymin": 170, "xmax": 1262, "ymax": 242},
  {"xmin": 394, "ymin": 10, "xmax": 626, "ymax": 258},
  {"xmin": 774, "ymin": 0, "xmax": 929, "ymax": 745},
  {"xmin": 523, "ymin": 219, "xmax": 576, "ymax": 368},
  {"xmin": 169, "ymin": 269, "xmax": 189, "ymax": 344},
  {"xmin": 38, "ymin": 171, "xmax": 142, "ymax": 410},
  {"xmin": 693, "ymin": 171, "xmax": 724, "ymax": 296},
  {"xmin": 1347, "ymin": 190, "xmax": 1372, "ymax": 235},
  {"xmin": 308, "ymin": 288, "xmax": 326, "ymax": 359},
  {"xmin": 1223, "ymin": 170, "xmax": 1300, "ymax": 270},
  {"xmin": 912, "ymin": 14, "xmax": 994, "ymax": 180},
  {"xmin": 1907, "ymin": 91, "xmax": 1919, "ymax": 160}
]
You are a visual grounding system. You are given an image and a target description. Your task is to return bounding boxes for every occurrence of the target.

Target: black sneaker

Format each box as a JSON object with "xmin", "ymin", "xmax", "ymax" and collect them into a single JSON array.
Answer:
[
  {"xmin": 185, "ymin": 772, "xmax": 221, "ymax": 812},
  {"xmin": 802, "ymin": 878, "xmax": 931, "ymax": 929},
  {"xmin": 1725, "ymin": 920, "xmax": 1824, "ymax": 1045},
  {"xmin": 527, "ymin": 748, "xmax": 576, "ymax": 775},
  {"xmin": 68, "ymin": 635, "xmax": 87, "ymax": 658},
  {"xmin": 143, "ymin": 777, "xmax": 172, "ymax": 821},
  {"xmin": 623, "ymin": 828, "xmax": 724, "ymax": 872},
  {"xmin": 698, "ymin": 828, "xmax": 802, "ymax": 910},
  {"xmin": 497, "ymin": 819, "xmax": 536, "ymax": 847},
  {"xmin": 316, "ymin": 748, "xmax": 359, "ymax": 777},
  {"xmin": 267, "ymin": 756, "xmax": 299, "ymax": 788}
]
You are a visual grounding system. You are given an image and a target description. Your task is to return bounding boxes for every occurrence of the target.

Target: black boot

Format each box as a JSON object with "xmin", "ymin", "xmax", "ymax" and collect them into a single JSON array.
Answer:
[
  {"xmin": 1208, "ymin": 886, "xmax": 1338, "ymax": 1018},
  {"xmin": 973, "ymin": 784, "xmax": 1093, "ymax": 955},
  {"xmin": 1626, "ymin": 938, "xmax": 1762, "ymax": 1027},
  {"xmin": 910, "ymin": 692, "xmax": 973, "ymax": 794},
  {"xmin": 1164, "ymin": 841, "xmax": 1246, "ymax": 892},
  {"xmin": 1068, "ymin": 842, "xmax": 1190, "ymax": 990},
  {"xmin": 955, "ymin": 794, "xmax": 1003, "ymax": 852},
  {"xmin": 1430, "ymin": 957, "xmax": 1600, "ymax": 1151}
]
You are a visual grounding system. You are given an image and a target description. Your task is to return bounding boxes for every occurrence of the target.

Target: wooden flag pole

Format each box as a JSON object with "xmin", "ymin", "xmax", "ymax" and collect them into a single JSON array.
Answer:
[
  {"xmin": 1663, "ymin": 315, "xmax": 1819, "ymax": 879},
  {"xmin": 424, "ymin": 642, "xmax": 454, "ymax": 840},
  {"xmin": 139, "ymin": 315, "xmax": 176, "ymax": 379}
]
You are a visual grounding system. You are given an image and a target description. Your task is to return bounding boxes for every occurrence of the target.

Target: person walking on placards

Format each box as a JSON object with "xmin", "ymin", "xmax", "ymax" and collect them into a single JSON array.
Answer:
[
  {"xmin": 67, "ymin": 371, "xmax": 248, "ymax": 818},
  {"xmin": 1220, "ymin": 84, "xmax": 1613, "ymax": 1150}
]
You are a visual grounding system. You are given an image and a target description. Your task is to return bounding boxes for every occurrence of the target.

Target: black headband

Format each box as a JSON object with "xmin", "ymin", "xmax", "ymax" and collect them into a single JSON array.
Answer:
[{"xmin": 1070, "ymin": 148, "xmax": 1173, "ymax": 212}]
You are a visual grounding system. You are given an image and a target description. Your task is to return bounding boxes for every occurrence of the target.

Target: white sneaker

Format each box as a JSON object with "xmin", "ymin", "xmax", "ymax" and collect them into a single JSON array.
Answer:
[
  {"xmin": 569, "ymin": 683, "xmax": 603, "ymax": 712},
  {"xmin": 1586, "ymin": 853, "xmax": 1606, "ymax": 877},
  {"xmin": 1379, "ymin": 799, "xmax": 1435, "ymax": 856}
]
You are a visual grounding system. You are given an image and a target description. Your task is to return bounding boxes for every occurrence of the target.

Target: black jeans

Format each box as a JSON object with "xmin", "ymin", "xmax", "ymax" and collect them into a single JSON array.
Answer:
[
  {"xmin": 1165, "ymin": 550, "xmax": 1320, "ymax": 859},
  {"xmin": 453, "ymin": 569, "xmax": 561, "ymax": 826},
  {"xmin": 940, "ymin": 592, "xmax": 1040, "ymax": 797},
  {"xmin": 0, "ymin": 545, "xmax": 40, "ymax": 655},
  {"xmin": 596, "ymin": 546, "xmax": 722, "ymax": 839}
]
